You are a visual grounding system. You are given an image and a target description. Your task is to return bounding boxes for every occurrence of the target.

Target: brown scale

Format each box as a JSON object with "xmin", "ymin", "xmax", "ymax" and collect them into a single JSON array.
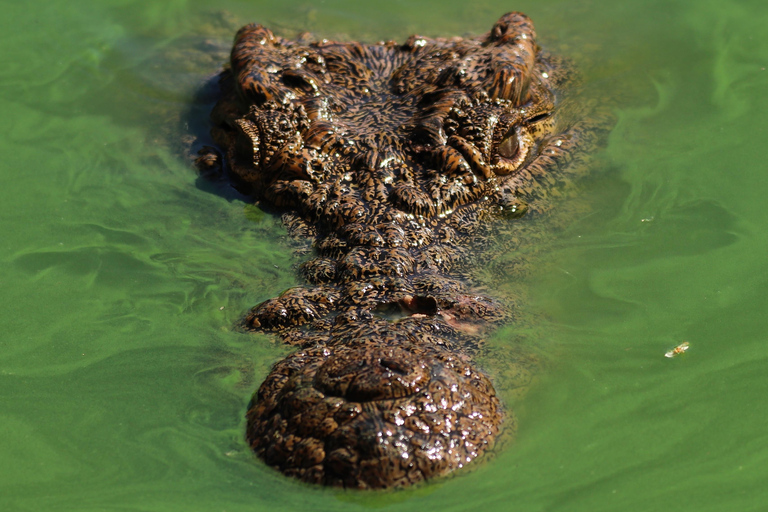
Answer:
[
  {"xmin": 336, "ymin": 246, "xmax": 415, "ymax": 282},
  {"xmin": 203, "ymin": 12, "xmax": 601, "ymax": 489},
  {"xmin": 343, "ymin": 277, "xmax": 418, "ymax": 313},
  {"xmin": 281, "ymin": 212, "xmax": 317, "ymax": 239},
  {"xmin": 339, "ymin": 223, "xmax": 385, "ymax": 247},
  {"xmin": 389, "ymin": 182, "xmax": 436, "ymax": 218},
  {"xmin": 246, "ymin": 286, "xmax": 341, "ymax": 330},
  {"xmin": 413, "ymin": 243, "xmax": 464, "ymax": 274},
  {"xmin": 300, "ymin": 257, "xmax": 337, "ymax": 284}
]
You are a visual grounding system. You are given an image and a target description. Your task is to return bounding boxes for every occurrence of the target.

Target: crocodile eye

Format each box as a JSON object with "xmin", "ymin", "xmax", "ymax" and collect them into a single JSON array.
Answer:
[
  {"xmin": 498, "ymin": 132, "xmax": 519, "ymax": 159},
  {"xmin": 493, "ymin": 124, "xmax": 534, "ymax": 176}
]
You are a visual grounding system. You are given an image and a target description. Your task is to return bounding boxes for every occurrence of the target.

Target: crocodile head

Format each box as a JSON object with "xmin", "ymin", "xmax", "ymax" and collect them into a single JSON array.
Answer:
[
  {"xmin": 206, "ymin": 12, "xmax": 578, "ymax": 489},
  {"xmin": 212, "ymin": 12, "xmax": 571, "ymax": 225}
]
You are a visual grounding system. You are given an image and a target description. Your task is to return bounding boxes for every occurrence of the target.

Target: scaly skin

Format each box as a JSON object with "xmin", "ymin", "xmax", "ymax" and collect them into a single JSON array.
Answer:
[{"xmin": 202, "ymin": 12, "xmax": 594, "ymax": 489}]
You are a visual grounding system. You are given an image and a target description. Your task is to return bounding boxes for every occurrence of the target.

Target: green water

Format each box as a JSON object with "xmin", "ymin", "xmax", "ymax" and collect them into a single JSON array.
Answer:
[{"xmin": 2, "ymin": 0, "xmax": 767, "ymax": 510}]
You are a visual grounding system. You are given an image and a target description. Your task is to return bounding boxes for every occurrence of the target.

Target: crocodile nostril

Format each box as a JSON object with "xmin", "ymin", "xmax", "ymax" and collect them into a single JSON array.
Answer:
[
  {"xmin": 315, "ymin": 347, "xmax": 431, "ymax": 401},
  {"xmin": 379, "ymin": 357, "xmax": 408, "ymax": 375}
]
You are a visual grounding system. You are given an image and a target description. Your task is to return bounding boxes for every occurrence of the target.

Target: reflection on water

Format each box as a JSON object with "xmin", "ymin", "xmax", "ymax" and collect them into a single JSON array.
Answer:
[{"xmin": 1, "ymin": 0, "xmax": 768, "ymax": 511}]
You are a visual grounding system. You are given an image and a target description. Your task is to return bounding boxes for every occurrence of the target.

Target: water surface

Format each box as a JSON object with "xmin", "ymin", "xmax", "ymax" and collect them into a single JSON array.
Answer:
[{"xmin": 2, "ymin": 0, "xmax": 767, "ymax": 511}]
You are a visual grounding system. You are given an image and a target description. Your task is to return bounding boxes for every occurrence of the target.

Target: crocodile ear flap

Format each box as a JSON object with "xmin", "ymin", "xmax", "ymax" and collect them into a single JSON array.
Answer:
[
  {"xmin": 237, "ymin": 68, "xmax": 273, "ymax": 104},
  {"xmin": 231, "ymin": 25, "xmax": 281, "ymax": 74},
  {"xmin": 231, "ymin": 24, "xmax": 281, "ymax": 105},
  {"xmin": 485, "ymin": 64, "xmax": 530, "ymax": 104},
  {"xmin": 237, "ymin": 67, "xmax": 297, "ymax": 105},
  {"xmin": 482, "ymin": 13, "xmax": 539, "ymax": 105},
  {"xmin": 233, "ymin": 24, "xmax": 280, "ymax": 49},
  {"xmin": 488, "ymin": 12, "xmax": 537, "ymax": 44},
  {"xmin": 281, "ymin": 68, "xmax": 321, "ymax": 95},
  {"xmin": 232, "ymin": 25, "xmax": 304, "ymax": 106}
]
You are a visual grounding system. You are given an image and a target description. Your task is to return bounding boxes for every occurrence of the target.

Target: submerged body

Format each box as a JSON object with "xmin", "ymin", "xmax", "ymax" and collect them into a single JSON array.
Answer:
[{"xmin": 204, "ymin": 13, "xmax": 595, "ymax": 488}]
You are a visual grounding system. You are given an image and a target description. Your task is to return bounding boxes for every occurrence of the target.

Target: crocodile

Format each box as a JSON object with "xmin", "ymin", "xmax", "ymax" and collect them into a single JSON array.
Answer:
[{"xmin": 199, "ymin": 12, "xmax": 599, "ymax": 489}]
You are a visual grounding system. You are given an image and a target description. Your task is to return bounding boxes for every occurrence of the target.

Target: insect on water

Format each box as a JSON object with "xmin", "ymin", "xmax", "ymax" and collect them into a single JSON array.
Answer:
[{"xmin": 665, "ymin": 341, "xmax": 690, "ymax": 358}]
